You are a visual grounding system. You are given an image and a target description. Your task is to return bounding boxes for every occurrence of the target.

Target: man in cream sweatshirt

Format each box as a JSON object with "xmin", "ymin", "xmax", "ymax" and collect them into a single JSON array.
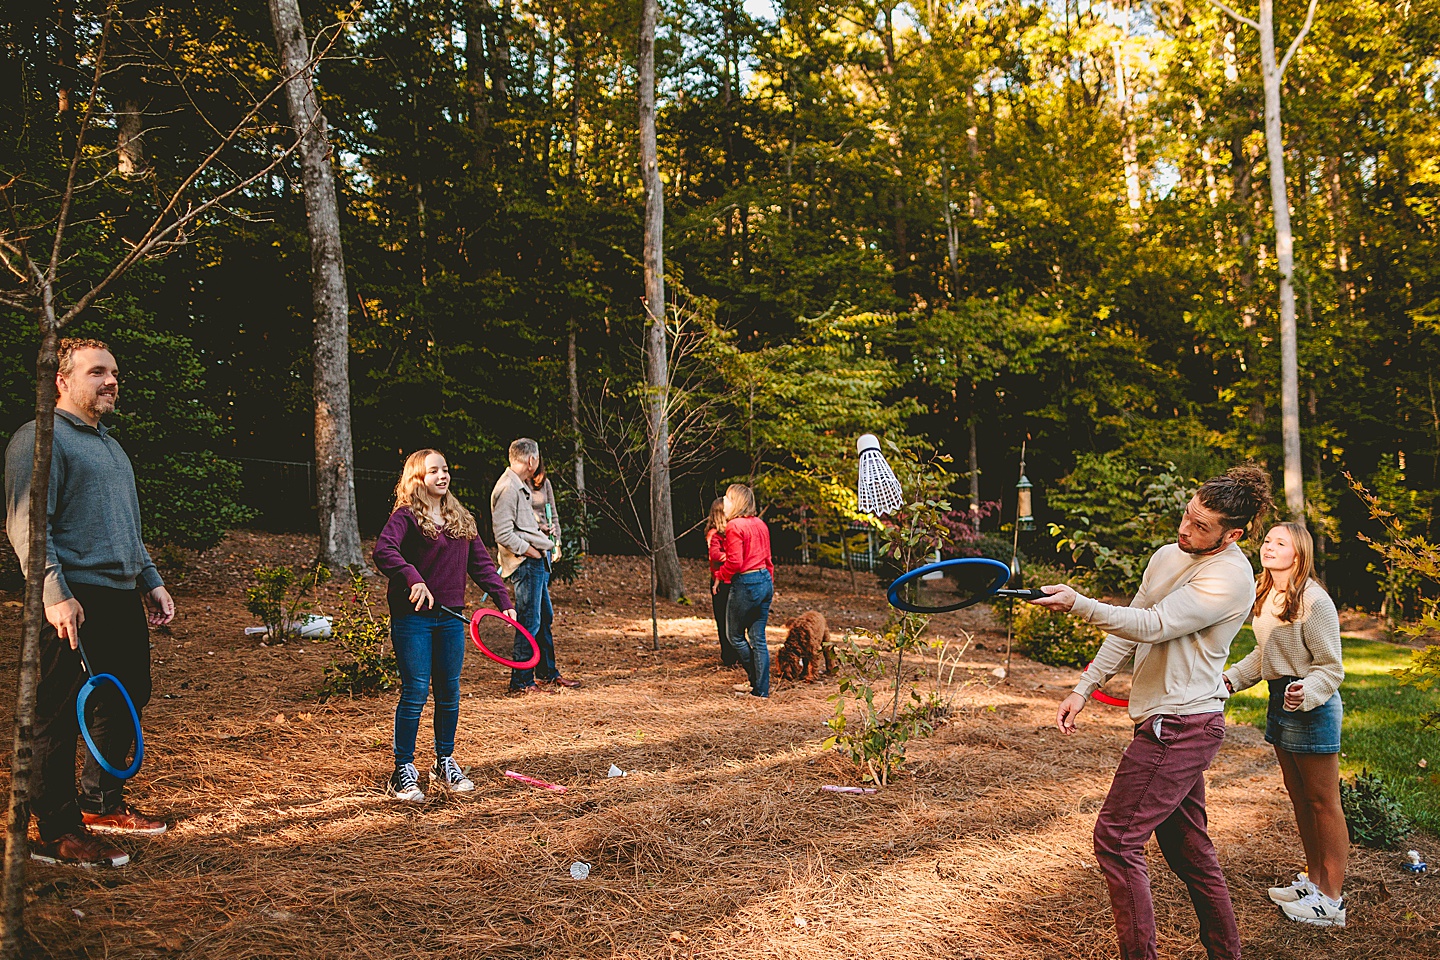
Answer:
[{"xmin": 1033, "ymin": 466, "xmax": 1273, "ymax": 960}]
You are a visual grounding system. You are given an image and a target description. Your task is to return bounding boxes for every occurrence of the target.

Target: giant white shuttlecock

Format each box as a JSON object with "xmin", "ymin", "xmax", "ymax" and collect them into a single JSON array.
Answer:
[{"xmin": 856, "ymin": 434, "xmax": 904, "ymax": 517}]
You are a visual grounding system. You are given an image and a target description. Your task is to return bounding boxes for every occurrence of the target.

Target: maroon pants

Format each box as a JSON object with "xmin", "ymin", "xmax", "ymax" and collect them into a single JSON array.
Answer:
[{"xmin": 1093, "ymin": 711, "xmax": 1241, "ymax": 960}]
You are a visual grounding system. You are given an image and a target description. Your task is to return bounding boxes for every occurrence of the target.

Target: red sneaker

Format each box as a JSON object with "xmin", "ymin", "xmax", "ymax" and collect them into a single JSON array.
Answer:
[
  {"xmin": 31, "ymin": 830, "xmax": 129, "ymax": 868},
  {"xmin": 83, "ymin": 804, "xmax": 167, "ymax": 836}
]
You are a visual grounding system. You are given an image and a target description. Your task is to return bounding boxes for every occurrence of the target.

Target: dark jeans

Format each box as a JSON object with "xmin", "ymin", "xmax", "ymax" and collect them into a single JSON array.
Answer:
[
  {"xmin": 726, "ymin": 569, "xmax": 773, "ymax": 697},
  {"xmin": 508, "ymin": 556, "xmax": 558, "ymax": 689},
  {"xmin": 1093, "ymin": 711, "xmax": 1240, "ymax": 960},
  {"xmin": 34, "ymin": 584, "xmax": 151, "ymax": 841},
  {"xmin": 712, "ymin": 579, "xmax": 737, "ymax": 666},
  {"xmin": 390, "ymin": 610, "xmax": 466, "ymax": 767}
]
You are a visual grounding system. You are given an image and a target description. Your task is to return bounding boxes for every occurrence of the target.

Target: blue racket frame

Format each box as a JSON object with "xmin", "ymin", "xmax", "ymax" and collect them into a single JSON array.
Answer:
[
  {"xmin": 74, "ymin": 640, "xmax": 144, "ymax": 780},
  {"xmin": 887, "ymin": 557, "xmax": 1046, "ymax": 613}
]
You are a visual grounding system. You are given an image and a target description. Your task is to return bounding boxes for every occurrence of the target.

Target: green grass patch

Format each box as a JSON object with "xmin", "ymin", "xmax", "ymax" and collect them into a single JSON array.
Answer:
[{"xmin": 1226, "ymin": 627, "xmax": 1440, "ymax": 833}]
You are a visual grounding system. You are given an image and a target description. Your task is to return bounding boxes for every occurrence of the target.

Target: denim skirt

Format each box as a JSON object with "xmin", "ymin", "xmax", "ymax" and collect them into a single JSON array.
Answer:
[{"xmin": 1264, "ymin": 677, "xmax": 1342, "ymax": 754}]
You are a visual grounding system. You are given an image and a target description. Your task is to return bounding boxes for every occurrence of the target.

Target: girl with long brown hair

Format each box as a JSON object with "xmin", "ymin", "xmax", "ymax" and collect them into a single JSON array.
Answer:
[
  {"xmin": 374, "ymin": 449, "xmax": 514, "ymax": 802},
  {"xmin": 715, "ymin": 484, "xmax": 774, "ymax": 696},
  {"xmin": 705, "ymin": 497, "xmax": 739, "ymax": 667},
  {"xmin": 1223, "ymin": 522, "xmax": 1347, "ymax": 926}
]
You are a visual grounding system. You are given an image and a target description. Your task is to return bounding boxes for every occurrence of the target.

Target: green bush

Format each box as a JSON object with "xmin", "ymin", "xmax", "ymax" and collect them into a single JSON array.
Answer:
[
  {"xmin": 320, "ymin": 573, "xmax": 399, "ymax": 700},
  {"xmin": 1340, "ymin": 770, "xmax": 1413, "ymax": 849},
  {"xmin": 1011, "ymin": 601, "xmax": 1107, "ymax": 668},
  {"xmin": 245, "ymin": 562, "xmax": 330, "ymax": 641}
]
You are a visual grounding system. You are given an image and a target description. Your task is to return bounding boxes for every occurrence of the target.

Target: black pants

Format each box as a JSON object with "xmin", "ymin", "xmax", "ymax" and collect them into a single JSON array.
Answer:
[
  {"xmin": 712, "ymin": 579, "xmax": 738, "ymax": 665},
  {"xmin": 34, "ymin": 584, "xmax": 151, "ymax": 841}
]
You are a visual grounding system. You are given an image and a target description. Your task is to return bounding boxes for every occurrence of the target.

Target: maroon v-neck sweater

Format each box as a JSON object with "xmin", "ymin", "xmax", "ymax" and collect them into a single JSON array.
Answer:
[{"xmin": 373, "ymin": 507, "xmax": 511, "ymax": 616}]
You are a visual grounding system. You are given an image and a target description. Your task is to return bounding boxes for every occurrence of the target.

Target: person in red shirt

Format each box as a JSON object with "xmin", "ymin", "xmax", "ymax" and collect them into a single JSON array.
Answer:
[
  {"xmin": 714, "ymin": 483, "xmax": 775, "ymax": 696},
  {"xmin": 705, "ymin": 498, "xmax": 740, "ymax": 668}
]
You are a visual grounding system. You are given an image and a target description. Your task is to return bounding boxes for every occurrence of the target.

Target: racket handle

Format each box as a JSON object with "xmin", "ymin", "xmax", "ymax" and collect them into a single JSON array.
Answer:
[
  {"xmin": 438, "ymin": 605, "xmax": 471, "ymax": 622},
  {"xmin": 995, "ymin": 588, "xmax": 1048, "ymax": 600}
]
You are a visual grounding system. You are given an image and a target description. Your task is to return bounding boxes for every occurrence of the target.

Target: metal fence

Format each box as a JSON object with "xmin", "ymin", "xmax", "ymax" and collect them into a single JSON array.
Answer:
[{"xmin": 237, "ymin": 458, "xmax": 405, "ymax": 537}]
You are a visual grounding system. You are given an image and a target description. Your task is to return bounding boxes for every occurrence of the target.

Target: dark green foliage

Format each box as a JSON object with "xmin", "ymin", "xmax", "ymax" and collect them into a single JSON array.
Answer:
[
  {"xmin": 320, "ymin": 572, "xmax": 400, "ymax": 700},
  {"xmin": 1011, "ymin": 603, "xmax": 1107, "ymax": 669},
  {"xmin": 1340, "ymin": 770, "xmax": 1413, "ymax": 849}
]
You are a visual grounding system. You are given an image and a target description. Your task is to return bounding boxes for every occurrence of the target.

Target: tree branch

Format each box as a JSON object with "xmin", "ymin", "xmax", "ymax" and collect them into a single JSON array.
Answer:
[
  {"xmin": 1278, "ymin": 0, "xmax": 1321, "ymax": 77},
  {"xmin": 1205, "ymin": 0, "xmax": 1260, "ymax": 31}
]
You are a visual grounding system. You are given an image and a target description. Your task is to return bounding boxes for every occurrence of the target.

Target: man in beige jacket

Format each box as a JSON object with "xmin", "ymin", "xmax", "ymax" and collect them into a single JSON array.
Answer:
[
  {"xmin": 491, "ymin": 438, "xmax": 578, "ymax": 693},
  {"xmin": 1033, "ymin": 465, "xmax": 1273, "ymax": 960}
]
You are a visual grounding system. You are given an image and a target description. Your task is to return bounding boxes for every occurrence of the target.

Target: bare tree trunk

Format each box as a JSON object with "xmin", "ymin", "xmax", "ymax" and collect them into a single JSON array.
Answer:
[
  {"xmin": 492, "ymin": 0, "xmax": 511, "ymax": 110},
  {"xmin": 1211, "ymin": 0, "xmax": 1316, "ymax": 522},
  {"xmin": 968, "ymin": 417, "xmax": 980, "ymax": 516},
  {"xmin": 463, "ymin": 0, "xmax": 490, "ymax": 160},
  {"xmin": 116, "ymin": 99, "xmax": 145, "ymax": 176},
  {"xmin": 268, "ymin": 0, "xmax": 366, "ymax": 569},
  {"xmin": 940, "ymin": 143, "xmax": 960, "ymax": 294},
  {"xmin": 1, "ymin": 326, "xmax": 60, "ymax": 959},
  {"xmin": 1111, "ymin": 0, "xmax": 1141, "ymax": 217},
  {"xmin": 639, "ymin": 0, "xmax": 684, "ymax": 601},
  {"xmin": 568, "ymin": 325, "xmax": 587, "ymax": 552}
]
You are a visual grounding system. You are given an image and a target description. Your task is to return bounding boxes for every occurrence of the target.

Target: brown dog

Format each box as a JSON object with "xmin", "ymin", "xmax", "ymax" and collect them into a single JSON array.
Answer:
[{"xmin": 776, "ymin": 611, "xmax": 832, "ymax": 682}]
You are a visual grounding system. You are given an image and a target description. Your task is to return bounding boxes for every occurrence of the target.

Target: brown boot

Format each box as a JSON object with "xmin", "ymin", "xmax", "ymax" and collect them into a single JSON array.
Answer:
[
  {"xmin": 31, "ymin": 830, "xmax": 129, "ymax": 868},
  {"xmin": 83, "ymin": 803, "xmax": 167, "ymax": 836}
]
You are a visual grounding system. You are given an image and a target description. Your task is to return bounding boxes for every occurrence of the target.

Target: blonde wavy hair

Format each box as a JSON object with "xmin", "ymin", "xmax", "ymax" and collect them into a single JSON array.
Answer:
[
  {"xmin": 1253, "ymin": 521, "xmax": 1316, "ymax": 623},
  {"xmin": 391, "ymin": 448, "xmax": 478, "ymax": 540}
]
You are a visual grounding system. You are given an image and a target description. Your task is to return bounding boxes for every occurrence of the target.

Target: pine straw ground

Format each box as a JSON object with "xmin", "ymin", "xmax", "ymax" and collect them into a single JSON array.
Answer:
[{"xmin": 1, "ymin": 531, "xmax": 1436, "ymax": 960}]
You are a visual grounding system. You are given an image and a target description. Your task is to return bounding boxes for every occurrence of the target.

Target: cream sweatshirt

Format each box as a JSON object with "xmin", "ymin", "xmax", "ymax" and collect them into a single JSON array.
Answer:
[
  {"xmin": 1072, "ymin": 542, "xmax": 1256, "ymax": 720},
  {"xmin": 1223, "ymin": 580, "xmax": 1343, "ymax": 712}
]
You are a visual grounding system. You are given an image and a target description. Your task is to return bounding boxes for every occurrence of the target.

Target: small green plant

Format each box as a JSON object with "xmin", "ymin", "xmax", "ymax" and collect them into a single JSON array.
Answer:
[
  {"xmin": 1349, "ymin": 472, "xmax": 1440, "ymax": 725},
  {"xmin": 1340, "ymin": 770, "xmax": 1413, "ymax": 849},
  {"xmin": 245, "ymin": 561, "xmax": 331, "ymax": 642},
  {"xmin": 1011, "ymin": 601, "xmax": 1107, "ymax": 668},
  {"xmin": 825, "ymin": 442, "xmax": 957, "ymax": 784},
  {"xmin": 320, "ymin": 572, "xmax": 399, "ymax": 700}
]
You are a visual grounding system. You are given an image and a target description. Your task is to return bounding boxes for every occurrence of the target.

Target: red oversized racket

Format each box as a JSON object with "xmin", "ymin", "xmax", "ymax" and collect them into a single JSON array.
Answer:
[
  {"xmin": 1085, "ymin": 660, "xmax": 1130, "ymax": 707},
  {"xmin": 440, "ymin": 606, "xmax": 540, "ymax": 670}
]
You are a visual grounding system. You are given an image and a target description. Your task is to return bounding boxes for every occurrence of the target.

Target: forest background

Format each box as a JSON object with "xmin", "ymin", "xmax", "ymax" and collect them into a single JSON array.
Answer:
[{"xmin": 2, "ymin": 0, "xmax": 1438, "ymax": 614}]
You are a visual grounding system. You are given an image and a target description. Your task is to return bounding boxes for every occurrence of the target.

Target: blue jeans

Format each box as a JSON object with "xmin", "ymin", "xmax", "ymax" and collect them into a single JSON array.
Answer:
[
  {"xmin": 726, "ymin": 569, "xmax": 773, "ymax": 697},
  {"xmin": 508, "ymin": 557, "xmax": 558, "ymax": 689},
  {"xmin": 391, "ymin": 610, "xmax": 466, "ymax": 767}
]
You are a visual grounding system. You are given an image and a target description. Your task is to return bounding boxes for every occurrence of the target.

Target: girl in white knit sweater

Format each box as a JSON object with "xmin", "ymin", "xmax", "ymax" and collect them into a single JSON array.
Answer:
[{"xmin": 1223, "ymin": 522, "xmax": 1347, "ymax": 927}]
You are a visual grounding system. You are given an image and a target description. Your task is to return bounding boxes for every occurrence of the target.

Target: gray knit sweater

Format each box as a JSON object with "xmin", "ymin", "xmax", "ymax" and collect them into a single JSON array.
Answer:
[
  {"xmin": 5, "ymin": 411, "xmax": 163, "ymax": 604},
  {"xmin": 1224, "ymin": 579, "xmax": 1344, "ymax": 712}
]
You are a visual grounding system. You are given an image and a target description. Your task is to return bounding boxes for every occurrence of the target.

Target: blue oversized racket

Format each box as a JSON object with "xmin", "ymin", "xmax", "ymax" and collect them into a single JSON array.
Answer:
[
  {"xmin": 74, "ymin": 638, "xmax": 144, "ymax": 780},
  {"xmin": 887, "ymin": 557, "xmax": 1047, "ymax": 613}
]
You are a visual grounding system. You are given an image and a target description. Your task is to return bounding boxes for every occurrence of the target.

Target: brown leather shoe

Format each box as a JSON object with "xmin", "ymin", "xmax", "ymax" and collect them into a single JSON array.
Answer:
[
  {"xmin": 506, "ymin": 684, "xmax": 541, "ymax": 697},
  {"xmin": 31, "ymin": 830, "xmax": 129, "ymax": 867},
  {"xmin": 547, "ymin": 676, "xmax": 582, "ymax": 689},
  {"xmin": 83, "ymin": 804, "xmax": 167, "ymax": 836}
]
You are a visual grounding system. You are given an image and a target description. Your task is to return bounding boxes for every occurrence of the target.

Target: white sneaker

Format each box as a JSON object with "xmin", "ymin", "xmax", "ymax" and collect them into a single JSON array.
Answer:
[
  {"xmin": 387, "ymin": 763, "xmax": 425, "ymax": 802},
  {"xmin": 430, "ymin": 756, "xmax": 475, "ymax": 794},
  {"xmin": 1268, "ymin": 872, "xmax": 1317, "ymax": 904},
  {"xmin": 1280, "ymin": 891, "xmax": 1346, "ymax": 927}
]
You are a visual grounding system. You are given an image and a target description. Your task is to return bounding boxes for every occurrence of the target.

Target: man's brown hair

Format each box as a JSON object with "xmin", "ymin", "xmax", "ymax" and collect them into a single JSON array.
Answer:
[
  {"xmin": 1196, "ymin": 464, "xmax": 1274, "ymax": 539},
  {"xmin": 57, "ymin": 337, "xmax": 112, "ymax": 377}
]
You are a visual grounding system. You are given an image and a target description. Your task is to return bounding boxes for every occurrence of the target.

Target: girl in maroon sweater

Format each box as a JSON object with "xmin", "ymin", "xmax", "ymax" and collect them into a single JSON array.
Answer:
[
  {"xmin": 715, "ymin": 484, "xmax": 774, "ymax": 696},
  {"xmin": 373, "ymin": 449, "xmax": 513, "ymax": 802}
]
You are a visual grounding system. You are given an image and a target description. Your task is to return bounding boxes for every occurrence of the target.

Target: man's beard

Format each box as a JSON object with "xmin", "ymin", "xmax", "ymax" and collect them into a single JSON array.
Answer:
[
  {"xmin": 83, "ymin": 390, "xmax": 117, "ymax": 419},
  {"xmin": 1178, "ymin": 532, "xmax": 1227, "ymax": 555}
]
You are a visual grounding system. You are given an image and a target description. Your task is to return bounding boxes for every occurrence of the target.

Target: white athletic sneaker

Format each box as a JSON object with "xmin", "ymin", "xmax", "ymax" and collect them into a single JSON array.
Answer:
[
  {"xmin": 1268, "ymin": 872, "xmax": 1317, "ymax": 904},
  {"xmin": 1280, "ymin": 891, "xmax": 1346, "ymax": 927},
  {"xmin": 387, "ymin": 763, "xmax": 425, "ymax": 802},
  {"xmin": 430, "ymin": 756, "xmax": 475, "ymax": 794}
]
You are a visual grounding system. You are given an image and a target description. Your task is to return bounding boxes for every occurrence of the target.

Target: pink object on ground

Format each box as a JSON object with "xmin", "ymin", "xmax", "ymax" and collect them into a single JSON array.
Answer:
[
  {"xmin": 504, "ymin": 770, "xmax": 566, "ymax": 793},
  {"xmin": 820, "ymin": 785, "xmax": 877, "ymax": 795}
]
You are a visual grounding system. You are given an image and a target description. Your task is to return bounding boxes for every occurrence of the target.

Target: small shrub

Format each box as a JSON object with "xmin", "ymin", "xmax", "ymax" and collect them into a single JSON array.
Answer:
[
  {"xmin": 245, "ymin": 561, "xmax": 330, "ymax": 641},
  {"xmin": 1340, "ymin": 770, "xmax": 1413, "ymax": 849},
  {"xmin": 320, "ymin": 572, "xmax": 399, "ymax": 700},
  {"xmin": 1011, "ymin": 603, "xmax": 1106, "ymax": 669}
]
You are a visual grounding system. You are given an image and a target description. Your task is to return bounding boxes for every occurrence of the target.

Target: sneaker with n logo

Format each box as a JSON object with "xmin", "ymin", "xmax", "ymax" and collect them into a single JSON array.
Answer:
[
  {"xmin": 1267, "ymin": 872, "xmax": 1316, "ymax": 904},
  {"xmin": 1280, "ymin": 890, "xmax": 1346, "ymax": 927}
]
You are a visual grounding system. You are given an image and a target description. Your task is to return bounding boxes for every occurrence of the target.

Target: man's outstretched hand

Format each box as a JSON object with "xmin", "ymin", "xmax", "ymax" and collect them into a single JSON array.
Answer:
[
  {"xmin": 1029, "ymin": 583, "xmax": 1079, "ymax": 612},
  {"xmin": 1057, "ymin": 691, "xmax": 1087, "ymax": 734}
]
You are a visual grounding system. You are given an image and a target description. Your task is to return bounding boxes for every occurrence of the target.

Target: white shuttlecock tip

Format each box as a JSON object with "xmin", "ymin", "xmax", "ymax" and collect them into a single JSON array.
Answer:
[{"xmin": 857, "ymin": 433, "xmax": 880, "ymax": 454}]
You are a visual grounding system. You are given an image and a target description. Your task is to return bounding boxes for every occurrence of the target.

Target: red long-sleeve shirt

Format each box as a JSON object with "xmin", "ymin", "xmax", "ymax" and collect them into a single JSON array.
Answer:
[
  {"xmin": 717, "ymin": 516, "xmax": 773, "ymax": 583},
  {"xmin": 707, "ymin": 529, "xmax": 725, "ymax": 577}
]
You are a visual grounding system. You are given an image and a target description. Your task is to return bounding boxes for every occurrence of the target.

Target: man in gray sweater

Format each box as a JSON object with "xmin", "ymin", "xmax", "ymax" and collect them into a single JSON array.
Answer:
[
  {"xmin": 491, "ymin": 438, "xmax": 578, "ymax": 693},
  {"xmin": 5, "ymin": 338, "xmax": 175, "ymax": 868},
  {"xmin": 1034, "ymin": 465, "xmax": 1273, "ymax": 960}
]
